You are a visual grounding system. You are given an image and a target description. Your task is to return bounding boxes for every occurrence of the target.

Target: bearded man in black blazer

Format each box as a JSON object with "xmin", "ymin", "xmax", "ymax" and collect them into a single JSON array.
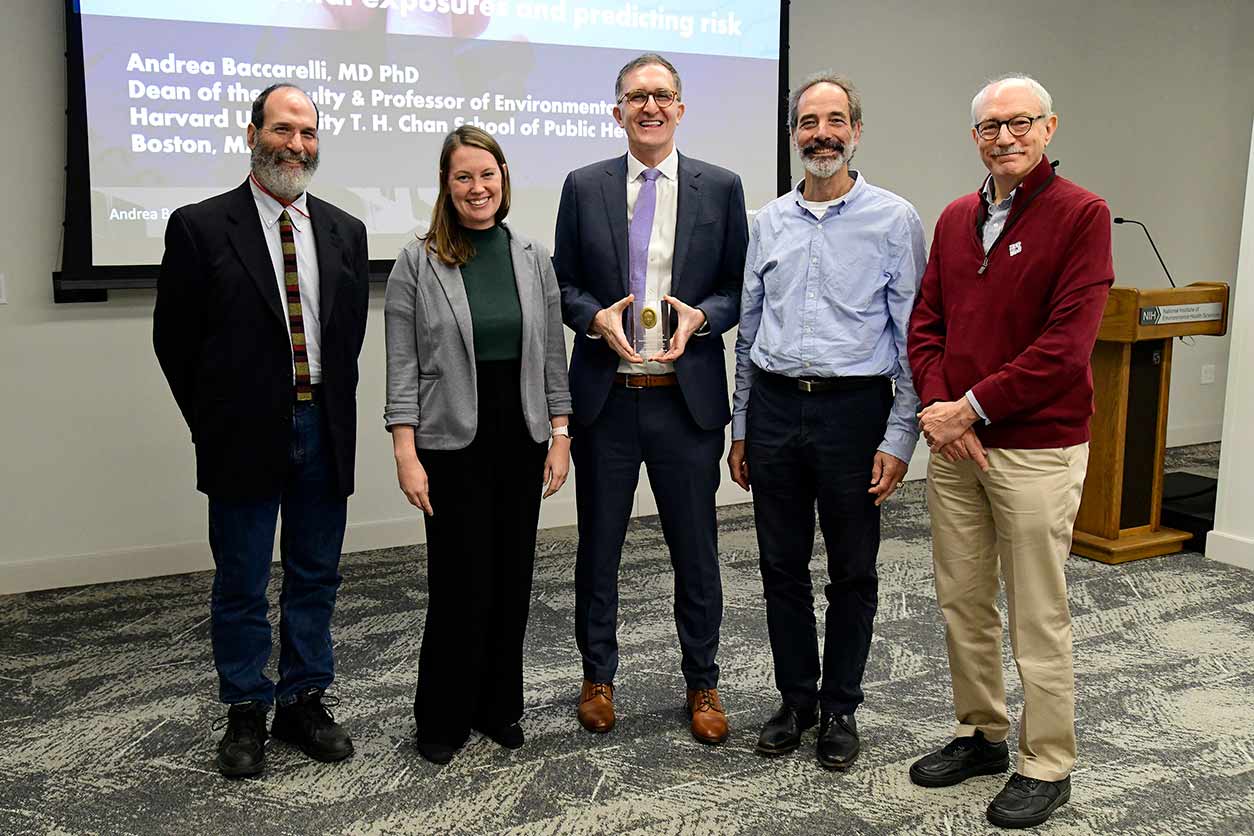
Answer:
[
  {"xmin": 154, "ymin": 84, "xmax": 369, "ymax": 778},
  {"xmin": 554, "ymin": 53, "xmax": 748, "ymax": 745}
]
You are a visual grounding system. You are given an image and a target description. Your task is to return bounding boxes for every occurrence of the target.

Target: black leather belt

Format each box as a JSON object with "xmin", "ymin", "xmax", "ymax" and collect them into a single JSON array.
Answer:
[{"xmin": 760, "ymin": 371, "xmax": 886, "ymax": 393}]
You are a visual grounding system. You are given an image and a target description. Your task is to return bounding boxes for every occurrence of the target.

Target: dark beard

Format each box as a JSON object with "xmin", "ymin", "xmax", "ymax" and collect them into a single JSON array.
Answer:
[{"xmin": 250, "ymin": 142, "xmax": 319, "ymax": 202}]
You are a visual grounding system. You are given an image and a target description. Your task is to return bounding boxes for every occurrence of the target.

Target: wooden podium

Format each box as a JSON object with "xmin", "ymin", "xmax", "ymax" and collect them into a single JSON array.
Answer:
[{"xmin": 1073, "ymin": 282, "xmax": 1229, "ymax": 563}]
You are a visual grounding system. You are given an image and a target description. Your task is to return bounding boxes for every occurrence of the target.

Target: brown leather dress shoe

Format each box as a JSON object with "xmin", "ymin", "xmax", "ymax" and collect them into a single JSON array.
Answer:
[
  {"xmin": 686, "ymin": 688, "xmax": 729, "ymax": 745},
  {"xmin": 578, "ymin": 680, "xmax": 615, "ymax": 733}
]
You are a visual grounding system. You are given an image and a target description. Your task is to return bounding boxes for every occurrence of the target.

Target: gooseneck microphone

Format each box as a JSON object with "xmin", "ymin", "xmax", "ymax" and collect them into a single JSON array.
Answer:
[{"xmin": 1113, "ymin": 217, "xmax": 1177, "ymax": 288}]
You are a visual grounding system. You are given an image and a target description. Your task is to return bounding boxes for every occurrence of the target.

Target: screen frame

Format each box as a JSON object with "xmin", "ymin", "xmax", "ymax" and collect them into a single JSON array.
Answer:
[{"xmin": 53, "ymin": 0, "xmax": 792, "ymax": 302}]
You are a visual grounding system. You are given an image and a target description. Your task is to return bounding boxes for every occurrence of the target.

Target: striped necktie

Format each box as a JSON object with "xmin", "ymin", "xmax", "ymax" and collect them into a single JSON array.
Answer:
[{"xmin": 278, "ymin": 209, "xmax": 313, "ymax": 402}]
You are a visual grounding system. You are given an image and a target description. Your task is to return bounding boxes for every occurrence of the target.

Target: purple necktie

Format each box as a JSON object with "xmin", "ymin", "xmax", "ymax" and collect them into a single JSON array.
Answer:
[{"xmin": 628, "ymin": 168, "xmax": 661, "ymax": 303}]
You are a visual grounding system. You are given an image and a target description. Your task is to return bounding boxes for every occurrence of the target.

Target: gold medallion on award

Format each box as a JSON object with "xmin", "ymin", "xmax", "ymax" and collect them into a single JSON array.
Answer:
[{"xmin": 641, "ymin": 305, "xmax": 659, "ymax": 329}]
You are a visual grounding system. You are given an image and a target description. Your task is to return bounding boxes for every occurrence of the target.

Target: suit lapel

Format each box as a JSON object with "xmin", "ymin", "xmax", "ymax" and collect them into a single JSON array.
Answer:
[
  {"xmin": 506, "ymin": 227, "xmax": 537, "ymax": 356},
  {"xmin": 308, "ymin": 195, "xmax": 342, "ymax": 330},
  {"xmin": 429, "ymin": 251, "xmax": 476, "ymax": 362},
  {"xmin": 672, "ymin": 152, "xmax": 702, "ymax": 294},
  {"xmin": 225, "ymin": 181, "xmax": 286, "ymax": 328},
  {"xmin": 601, "ymin": 156, "xmax": 630, "ymax": 296}
]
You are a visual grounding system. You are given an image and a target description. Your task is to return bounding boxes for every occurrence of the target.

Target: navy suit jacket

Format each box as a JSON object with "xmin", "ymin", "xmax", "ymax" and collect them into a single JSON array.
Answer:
[
  {"xmin": 553, "ymin": 152, "xmax": 748, "ymax": 431},
  {"xmin": 154, "ymin": 181, "xmax": 370, "ymax": 499}
]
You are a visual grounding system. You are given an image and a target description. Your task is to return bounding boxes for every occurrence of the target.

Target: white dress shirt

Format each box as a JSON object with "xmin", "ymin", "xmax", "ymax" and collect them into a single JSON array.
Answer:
[
  {"xmin": 250, "ymin": 175, "xmax": 322, "ymax": 384},
  {"xmin": 621, "ymin": 148, "xmax": 679, "ymax": 374}
]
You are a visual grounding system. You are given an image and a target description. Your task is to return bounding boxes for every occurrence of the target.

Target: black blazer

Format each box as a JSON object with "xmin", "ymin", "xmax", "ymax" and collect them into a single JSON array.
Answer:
[
  {"xmin": 553, "ymin": 152, "xmax": 748, "ymax": 431},
  {"xmin": 154, "ymin": 181, "xmax": 370, "ymax": 500}
]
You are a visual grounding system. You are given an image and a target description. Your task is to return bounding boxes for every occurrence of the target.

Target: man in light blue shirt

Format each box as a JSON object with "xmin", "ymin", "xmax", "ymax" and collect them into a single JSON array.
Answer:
[{"xmin": 727, "ymin": 71, "xmax": 925, "ymax": 770}]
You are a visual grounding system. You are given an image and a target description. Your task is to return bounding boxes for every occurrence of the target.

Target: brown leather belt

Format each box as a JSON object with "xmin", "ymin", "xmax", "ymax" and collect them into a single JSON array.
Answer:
[{"xmin": 615, "ymin": 373, "xmax": 679, "ymax": 389}]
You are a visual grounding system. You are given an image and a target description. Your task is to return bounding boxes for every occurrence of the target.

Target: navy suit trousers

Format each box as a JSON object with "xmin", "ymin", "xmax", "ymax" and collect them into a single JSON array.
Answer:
[{"xmin": 571, "ymin": 384, "xmax": 724, "ymax": 689}]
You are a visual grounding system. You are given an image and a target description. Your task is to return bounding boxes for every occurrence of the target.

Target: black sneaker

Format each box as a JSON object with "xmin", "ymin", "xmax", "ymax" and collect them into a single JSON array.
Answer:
[
  {"xmin": 755, "ymin": 703, "xmax": 818, "ymax": 756},
  {"xmin": 214, "ymin": 701, "xmax": 268, "ymax": 779},
  {"xmin": 816, "ymin": 713, "xmax": 859, "ymax": 770},
  {"xmin": 271, "ymin": 688, "xmax": 354, "ymax": 763},
  {"xmin": 909, "ymin": 730, "xmax": 1010, "ymax": 787},
  {"xmin": 986, "ymin": 773, "xmax": 1071, "ymax": 829}
]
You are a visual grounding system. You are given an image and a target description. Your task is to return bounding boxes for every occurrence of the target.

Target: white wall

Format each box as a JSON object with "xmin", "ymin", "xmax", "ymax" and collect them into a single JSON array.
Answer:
[
  {"xmin": 2, "ymin": 2, "xmax": 1251, "ymax": 593},
  {"xmin": 1207, "ymin": 118, "xmax": 1254, "ymax": 572}
]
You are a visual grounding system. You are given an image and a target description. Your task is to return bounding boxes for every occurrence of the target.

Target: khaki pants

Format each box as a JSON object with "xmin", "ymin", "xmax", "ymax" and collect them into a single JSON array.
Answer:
[{"xmin": 926, "ymin": 444, "xmax": 1088, "ymax": 782}]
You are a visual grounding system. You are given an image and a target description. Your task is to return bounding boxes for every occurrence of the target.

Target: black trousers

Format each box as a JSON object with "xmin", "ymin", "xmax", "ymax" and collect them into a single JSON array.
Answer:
[
  {"xmin": 414, "ymin": 360, "xmax": 548, "ymax": 746},
  {"xmin": 746, "ymin": 373, "xmax": 892, "ymax": 715},
  {"xmin": 571, "ymin": 383, "xmax": 724, "ymax": 689}
]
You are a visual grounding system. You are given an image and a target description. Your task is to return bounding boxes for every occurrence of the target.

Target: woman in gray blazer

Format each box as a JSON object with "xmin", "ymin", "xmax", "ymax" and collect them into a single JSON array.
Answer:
[{"xmin": 384, "ymin": 126, "xmax": 572, "ymax": 764}]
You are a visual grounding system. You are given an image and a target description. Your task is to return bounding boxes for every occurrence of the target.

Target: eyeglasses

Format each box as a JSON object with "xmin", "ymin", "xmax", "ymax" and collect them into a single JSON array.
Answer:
[
  {"xmin": 617, "ymin": 88, "xmax": 679, "ymax": 109},
  {"xmin": 974, "ymin": 114, "xmax": 1045, "ymax": 141}
]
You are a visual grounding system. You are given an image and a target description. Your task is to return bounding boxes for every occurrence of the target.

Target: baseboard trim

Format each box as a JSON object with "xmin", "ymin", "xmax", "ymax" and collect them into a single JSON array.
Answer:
[
  {"xmin": 1206, "ymin": 529, "xmax": 1254, "ymax": 572},
  {"xmin": 1166, "ymin": 423, "xmax": 1222, "ymax": 448},
  {"xmin": 1, "ymin": 517, "xmax": 428, "ymax": 597},
  {"xmin": 0, "ymin": 541, "xmax": 215, "ymax": 596}
]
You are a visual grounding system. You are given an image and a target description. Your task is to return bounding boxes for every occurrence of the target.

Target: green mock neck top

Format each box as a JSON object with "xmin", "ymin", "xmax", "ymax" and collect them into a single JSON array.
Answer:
[{"xmin": 461, "ymin": 224, "xmax": 522, "ymax": 362}]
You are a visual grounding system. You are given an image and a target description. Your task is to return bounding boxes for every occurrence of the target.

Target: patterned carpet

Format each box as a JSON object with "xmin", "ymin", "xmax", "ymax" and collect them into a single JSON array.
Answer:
[{"xmin": 1, "ymin": 444, "xmax": 1251, "ymax": 835}]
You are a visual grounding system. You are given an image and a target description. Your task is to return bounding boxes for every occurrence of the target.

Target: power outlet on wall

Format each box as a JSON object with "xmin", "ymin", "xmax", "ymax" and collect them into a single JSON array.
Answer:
[
  {"xmin": 1201, "ymin": 364, "xmax": 1216, "ymax": 385},
  {"xmin": 0, "ymin": 272, "xmax": 7, "ymax": 304}
]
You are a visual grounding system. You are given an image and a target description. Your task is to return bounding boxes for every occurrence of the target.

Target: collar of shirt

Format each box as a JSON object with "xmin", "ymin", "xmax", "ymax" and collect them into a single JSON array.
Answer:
[
  {"xmin": 791, "ymin": 169, "xmax": 863, "ymax": 219},
  {"xmin": 249, "ymin": 174, "xmax": 310, "ymax": 232},
  {"xmin": 627, "ymin": 146, "xmax": 679, "ymax": 183},
  {"xmin": 980, "ymin": 174, "xmax": 1015, "ymax": 211}
]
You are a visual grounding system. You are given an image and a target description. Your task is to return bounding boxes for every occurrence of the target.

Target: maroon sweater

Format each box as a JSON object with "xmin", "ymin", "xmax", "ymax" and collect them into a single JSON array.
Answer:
[{"xmin": 908, "ymin": 157, "xmax": 1114, "ymax": 449}]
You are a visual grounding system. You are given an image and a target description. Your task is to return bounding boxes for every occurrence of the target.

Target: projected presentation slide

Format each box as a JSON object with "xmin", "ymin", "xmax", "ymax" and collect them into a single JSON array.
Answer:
[{"xmin": 78, "ymin": 0, "xmax": 780, "ymax": 266}]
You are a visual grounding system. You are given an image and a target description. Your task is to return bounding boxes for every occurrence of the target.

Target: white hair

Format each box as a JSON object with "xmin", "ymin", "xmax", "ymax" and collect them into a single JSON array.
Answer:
[{"xmin": 971, "ymin": 74, "xmax": 1054, "ymax": 125}]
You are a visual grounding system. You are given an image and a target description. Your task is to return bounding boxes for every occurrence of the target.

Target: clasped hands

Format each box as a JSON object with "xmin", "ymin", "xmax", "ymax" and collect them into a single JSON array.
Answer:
[
  {"xmin": 591, "ymin": 293, "xmax": 705, "ymax": 364},
  {"xmin": 917, "ymin": 398, "xmax": 989, "ymax": 471}
]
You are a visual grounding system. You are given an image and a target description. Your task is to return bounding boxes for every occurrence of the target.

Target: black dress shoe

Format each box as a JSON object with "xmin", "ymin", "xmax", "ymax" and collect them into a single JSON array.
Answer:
[
  {"xmin": 816, "ymin": 713, "xmax": 859, "ymax": 770},
  {"xmin": 986, "ymin": 773, "xmax": 1070, "ymax": 829},
  {"xmin": 271, "ymin": 688, "xmax": 354, "ymax": 763},
  {"xmin": 416, "ymin": 738, "xmax": 457, "ymax": 764},
  {"xmin": 909, "ymin": 730, "xmax": 1009, "ymax": 787},
  {"xmin": 755, "ymin": 703, "xmax": 818, "ymax": 756},
  {"xmin": 215, "ymin": 701, "xmax": 268, "ymax": 779},
  {"xmin": 476, "ymin": 722, "xmax": 525, "ymax": 750}
]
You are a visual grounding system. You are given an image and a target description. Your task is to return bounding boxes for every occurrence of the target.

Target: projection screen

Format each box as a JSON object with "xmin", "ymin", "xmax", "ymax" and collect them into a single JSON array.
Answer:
[{"xmin": 57, "ymin": 0, "xmax": 785, "ymax": 298}]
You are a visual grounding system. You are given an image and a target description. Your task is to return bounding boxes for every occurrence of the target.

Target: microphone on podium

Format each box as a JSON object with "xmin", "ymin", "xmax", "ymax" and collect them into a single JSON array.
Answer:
[{"xmin": 1113, "ymin": 216, "xmax": 1177, "ymax": 288}]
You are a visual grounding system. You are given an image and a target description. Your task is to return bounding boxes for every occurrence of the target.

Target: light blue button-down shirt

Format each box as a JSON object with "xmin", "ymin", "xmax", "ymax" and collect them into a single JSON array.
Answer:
[{"xmin": 732, "ymin": 173, "xmax": 926, "ymax": 463}]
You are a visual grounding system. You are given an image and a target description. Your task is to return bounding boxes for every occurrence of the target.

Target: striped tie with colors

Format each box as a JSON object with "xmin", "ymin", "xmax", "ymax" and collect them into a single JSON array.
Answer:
[{"xmin": 278, "ymin": 209, "xmax": 314, "ymax": 402}]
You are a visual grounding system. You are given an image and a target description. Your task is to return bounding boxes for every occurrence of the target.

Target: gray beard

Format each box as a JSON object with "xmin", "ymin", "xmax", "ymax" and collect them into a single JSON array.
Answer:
[
  {"xmin": 799, "ymin": 139, "xmax": 857, "ymax": 179},
  {"xmin": 250, "ymin": 144, "xmax": 318, "ymax": 202}
]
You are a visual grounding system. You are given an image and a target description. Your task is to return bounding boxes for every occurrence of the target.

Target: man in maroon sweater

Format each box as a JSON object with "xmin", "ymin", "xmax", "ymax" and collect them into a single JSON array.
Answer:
[{"xmin": 906, "ymin": 75, "xmax": 1113, "ymax": 829}]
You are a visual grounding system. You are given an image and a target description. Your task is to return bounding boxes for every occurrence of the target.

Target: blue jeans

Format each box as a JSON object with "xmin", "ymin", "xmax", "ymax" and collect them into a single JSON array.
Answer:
[{"xmin": 207, "ymin": 402, "xmax": 347, "ymax": 706}]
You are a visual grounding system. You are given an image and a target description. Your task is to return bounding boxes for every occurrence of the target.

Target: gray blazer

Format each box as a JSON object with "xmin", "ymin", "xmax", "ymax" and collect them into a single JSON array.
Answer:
[{"xmin": 384, "ymin": 225, "xmax": 572, "ymax": 448}]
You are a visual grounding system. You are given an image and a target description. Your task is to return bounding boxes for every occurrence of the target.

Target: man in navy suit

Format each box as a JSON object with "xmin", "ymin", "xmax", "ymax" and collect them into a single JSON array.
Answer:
[{"xmin": 554, "ymin": 53, "xmax": 748, "ymax": 745}]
